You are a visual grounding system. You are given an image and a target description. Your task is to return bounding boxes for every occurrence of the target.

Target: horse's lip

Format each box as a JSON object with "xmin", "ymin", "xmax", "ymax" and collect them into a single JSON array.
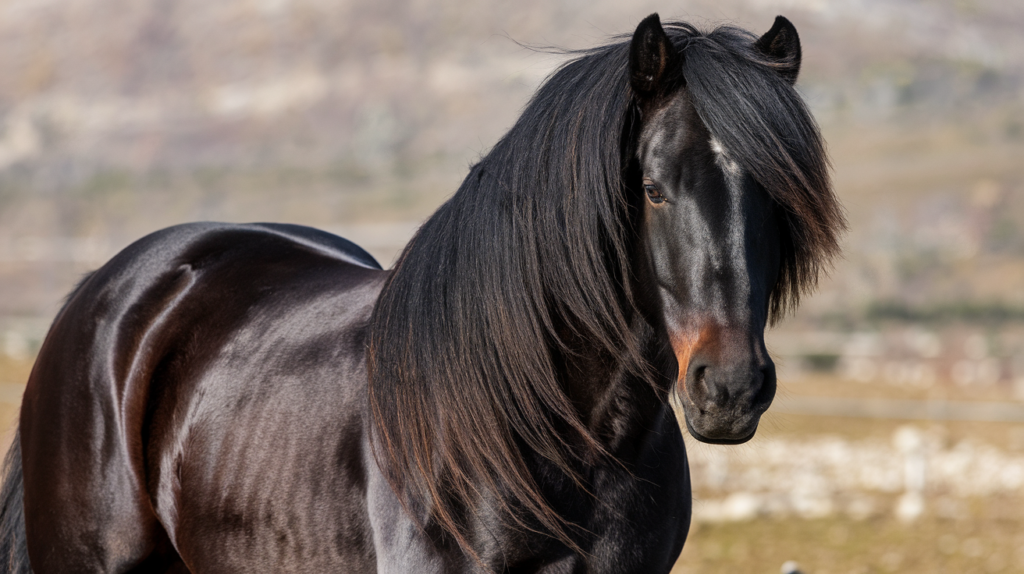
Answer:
[{"xmin": 684, "ymin": 416, "xmax": 758, "ymax": 445}]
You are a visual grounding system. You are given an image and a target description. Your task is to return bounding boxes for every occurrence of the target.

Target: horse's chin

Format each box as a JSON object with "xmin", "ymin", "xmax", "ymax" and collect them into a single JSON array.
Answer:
[{"xmin": 683, "ymin": 414, "xmax": 759, "ymax": 445}]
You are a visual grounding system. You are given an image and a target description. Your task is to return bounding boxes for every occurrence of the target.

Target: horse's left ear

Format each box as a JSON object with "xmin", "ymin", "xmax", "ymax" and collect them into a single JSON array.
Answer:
[
  {"xmin": 755, "ymin": 16, "xmax": 801, "ymax": 84},
  {"xmin": 630, "ymin": 14, "xmax": 680, "ymax": 98}
]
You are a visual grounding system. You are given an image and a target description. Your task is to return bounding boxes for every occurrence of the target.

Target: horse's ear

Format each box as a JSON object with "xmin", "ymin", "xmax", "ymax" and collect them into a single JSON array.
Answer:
[
  {"xmin": 630, "ymin": 14, "xmax": 679, "ymax": 97},
  {"xmin": 755, "ymin": 16, "xmax": 801, "ymax": 84}
]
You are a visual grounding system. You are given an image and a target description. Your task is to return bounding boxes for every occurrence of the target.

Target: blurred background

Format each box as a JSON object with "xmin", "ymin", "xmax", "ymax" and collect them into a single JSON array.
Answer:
[{"xmin": 1, "ymin": 0, "xmax": 1023, "ymax": 571}]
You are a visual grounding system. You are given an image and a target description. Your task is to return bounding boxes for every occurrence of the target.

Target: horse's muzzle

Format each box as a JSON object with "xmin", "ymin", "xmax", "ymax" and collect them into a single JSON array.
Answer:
[{"xmin": 674, "ymin": 332, "xmax": 777, "ymax": 444}]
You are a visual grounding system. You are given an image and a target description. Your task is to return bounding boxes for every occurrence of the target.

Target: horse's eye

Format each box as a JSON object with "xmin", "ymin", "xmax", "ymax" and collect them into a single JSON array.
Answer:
[{"xmin": 644, "ymin": 184, "xmax": 665, "ymax": 204}]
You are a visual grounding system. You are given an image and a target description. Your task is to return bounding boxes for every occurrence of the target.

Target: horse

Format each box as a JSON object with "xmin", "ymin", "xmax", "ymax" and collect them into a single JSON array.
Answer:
[{"xmin": 0, "ymin": 14, "xmax": 843, "ymax": 573}]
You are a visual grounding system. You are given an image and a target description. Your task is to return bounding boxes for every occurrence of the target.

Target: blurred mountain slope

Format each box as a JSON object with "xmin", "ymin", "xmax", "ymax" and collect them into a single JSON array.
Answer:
[{"xmin": 0, "ymin": 0, "xmax": 1023, "ymax": 326}]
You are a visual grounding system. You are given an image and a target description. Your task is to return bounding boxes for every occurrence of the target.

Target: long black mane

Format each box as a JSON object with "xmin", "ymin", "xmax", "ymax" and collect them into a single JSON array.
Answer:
[{"xmin": 367, "ymin": 20, "xmax": 842, "ymax": 555}]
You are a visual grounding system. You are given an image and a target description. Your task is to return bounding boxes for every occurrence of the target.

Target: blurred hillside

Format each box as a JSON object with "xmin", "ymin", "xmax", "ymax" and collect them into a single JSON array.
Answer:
[{"xmin": 1, "ymin": 0, "xmax": 1023, "ymax": 344}]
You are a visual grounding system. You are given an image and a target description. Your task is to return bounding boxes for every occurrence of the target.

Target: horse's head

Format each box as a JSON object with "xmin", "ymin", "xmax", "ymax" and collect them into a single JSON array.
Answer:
[{"xmin": 628, "ymin": 15, "xmax": 830, "ymax": 444}]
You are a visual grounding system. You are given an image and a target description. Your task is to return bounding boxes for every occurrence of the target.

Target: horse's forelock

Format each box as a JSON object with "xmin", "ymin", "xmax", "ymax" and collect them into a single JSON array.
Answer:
[{"xmin": 670, "ymin": 23, "xmax": 846, "ymax": 322}]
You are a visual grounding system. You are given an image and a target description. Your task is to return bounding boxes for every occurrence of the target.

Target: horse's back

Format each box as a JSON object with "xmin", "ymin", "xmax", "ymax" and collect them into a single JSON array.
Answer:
[{"xmin": 19, "ymin": 222, "xmax": 386, "ymax": 573}]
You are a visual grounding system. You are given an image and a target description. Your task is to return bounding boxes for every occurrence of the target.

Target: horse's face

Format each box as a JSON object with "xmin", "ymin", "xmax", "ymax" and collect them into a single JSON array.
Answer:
[
  {"xmin": 629, "ymin": 15, "xmax": 802, "ymax": 444},
  {"xmin": 637, "ymin": 93, "xmax": 780, "ymax": 444}
]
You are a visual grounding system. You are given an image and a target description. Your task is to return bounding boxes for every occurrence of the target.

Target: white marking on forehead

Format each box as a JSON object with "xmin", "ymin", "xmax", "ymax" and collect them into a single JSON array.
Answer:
[
  {"xmin": 644, "ymin": 129, "xmax": 667, "ymax": 161},
  {"xmin": 705, "ymin": 137, "xmax": 752, "ymax": 323},
  {"xmin": 709, "ymin": 137, "xmax": 741, "ymax": 175}
]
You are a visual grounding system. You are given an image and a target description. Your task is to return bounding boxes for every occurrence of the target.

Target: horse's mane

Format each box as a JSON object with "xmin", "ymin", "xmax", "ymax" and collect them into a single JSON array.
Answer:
[{"xmin": 367, "ymin": 21, "xmax": 842, "ymax": 557}]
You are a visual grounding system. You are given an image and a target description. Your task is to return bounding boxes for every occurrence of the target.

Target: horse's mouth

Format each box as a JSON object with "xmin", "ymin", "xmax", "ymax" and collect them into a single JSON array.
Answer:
[{"xmin": 684, "ymin": 415, "xmax": 759, "ymax": 445}]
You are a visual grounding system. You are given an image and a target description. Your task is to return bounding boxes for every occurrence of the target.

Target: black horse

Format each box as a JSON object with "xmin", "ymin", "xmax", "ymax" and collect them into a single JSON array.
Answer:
[{"xmin": 0, "ymin": 14, "xmax": 842, "ymax": 573}]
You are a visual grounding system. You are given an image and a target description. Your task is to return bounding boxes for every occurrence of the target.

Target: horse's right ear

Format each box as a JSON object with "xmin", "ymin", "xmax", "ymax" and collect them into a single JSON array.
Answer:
[
  {"xmin": 755, "ymin": 16, "xmax": 801, "ymax": 84},
  {"xmin": 630, "ymin": 14, "xmax": 679, "ymax": 97}
]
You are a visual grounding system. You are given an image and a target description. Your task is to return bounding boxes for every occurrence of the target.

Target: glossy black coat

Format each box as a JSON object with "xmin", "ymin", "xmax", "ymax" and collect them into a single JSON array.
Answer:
[{"xmin": 19, "ymin": 222, "xmax": 689, "ymax": 573}]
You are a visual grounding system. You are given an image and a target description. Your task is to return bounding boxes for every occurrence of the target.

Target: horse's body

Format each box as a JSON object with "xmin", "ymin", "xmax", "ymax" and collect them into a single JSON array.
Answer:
[
  {"xmin": 0, "ymin": 15, "xmax": 842, "ymax": 573},
  {"xmin": 18, "ymin": 223, "xmax": 387, "ymax": 572},
  {"xmin": 10, "ymin": 222, "xmax": 688, "ymax": 572}
]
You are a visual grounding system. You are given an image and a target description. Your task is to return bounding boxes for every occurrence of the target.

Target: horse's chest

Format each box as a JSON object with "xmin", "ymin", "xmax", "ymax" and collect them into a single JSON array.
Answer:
[{"xmin": 481, "ymin": 449, "xmax": 692, "ymax": 573}]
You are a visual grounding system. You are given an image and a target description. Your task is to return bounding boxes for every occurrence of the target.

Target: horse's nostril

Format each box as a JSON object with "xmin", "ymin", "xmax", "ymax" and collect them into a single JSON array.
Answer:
[
  {"xmin": 754, "ymin": 363, "xmax": 778, "ymax": 406},
  {"xmin": 694, "ymin": 365, "xmax": 706, "ymax": 384}
]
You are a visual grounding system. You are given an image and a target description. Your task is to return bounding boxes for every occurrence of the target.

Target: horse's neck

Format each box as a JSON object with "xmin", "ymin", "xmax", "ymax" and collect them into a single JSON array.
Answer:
[{"xmin": 558, "ymin": 318, "xmax": 668, "ymax": 457}]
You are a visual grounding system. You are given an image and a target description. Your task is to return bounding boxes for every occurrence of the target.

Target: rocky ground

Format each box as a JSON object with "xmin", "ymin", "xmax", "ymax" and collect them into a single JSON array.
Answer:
[{"xmin": 673, "ymin": 376, "xmax": 1024, "ymax": 573}]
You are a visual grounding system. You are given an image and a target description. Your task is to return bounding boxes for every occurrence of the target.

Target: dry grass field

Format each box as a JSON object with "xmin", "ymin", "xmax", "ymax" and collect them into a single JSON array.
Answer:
[
  {"xmin": 672, "ymin": 374, "xmax": 1024, "ymax": 573},
  {"xmin": 0, "ymin": 355, "xmax": 31, "ymax": 454},
  {"xmin": 674, "ymin": 512, "xmax": 1024, "ymax": 574}
]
